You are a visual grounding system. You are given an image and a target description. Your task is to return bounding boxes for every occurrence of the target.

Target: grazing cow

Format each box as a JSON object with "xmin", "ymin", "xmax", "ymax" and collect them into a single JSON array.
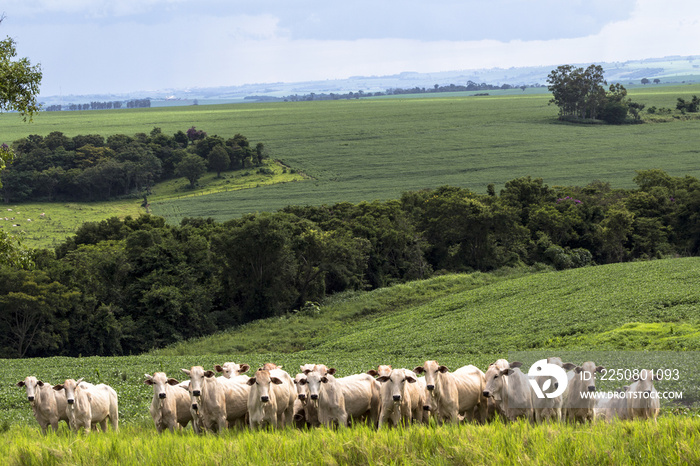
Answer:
[
  {"xmin": 17, "ymin": 376, "xmax": 69, "ymax": 434},
  {"xmin": 52, "ymin": 379, "xmax": 118, "ymax": 433},
  {"xmin": 144, "ymin": 372, "xmax": 193, "ymax": 433},
  {"xmin": 562, "ymin": 361, "xmax": 604, "ymax": 423},
  {"xmin": 376, "ymin": 369, "xmax": 423, "ymax": 427},
  {"xmin": 627, "ymin": 369, "xmax": 660, "ymax": 421},
  {"xmin": 302, "ymin": 369, "xmax": 380, "ymax": 428},
  {"xmin": 293, "ymin": 372, "xmax": 319, "ymax": 427},
  {"xmin": 246, "ymin": 369, "xmax": 293, "ymax": 429},
  {"xmin": 414, "ymin": 361, "xmax": 487, "ymax": 424},
  {"xmin": 181, "ymin": 366, "xmax": 227, "ymax": 433},
  {"xmin": 482, "ymin": 362, "xmax": 534, "ymax": 422},
  {"xmin": 214, "ymin": 362, "xmax": 251, "ymax": 381}
]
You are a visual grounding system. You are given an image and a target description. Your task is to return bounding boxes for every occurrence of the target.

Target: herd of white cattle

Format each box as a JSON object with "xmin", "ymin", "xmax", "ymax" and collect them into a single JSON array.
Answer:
[{"xmin": 16, "ymin": 357, "xmax": 660, "ymax": 434}]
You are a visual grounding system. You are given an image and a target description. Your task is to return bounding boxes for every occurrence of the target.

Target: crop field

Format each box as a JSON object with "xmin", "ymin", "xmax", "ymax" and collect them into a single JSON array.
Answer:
[
  {"xmin": 2, "ymin": 84, "xmax": 700, "ymax": 234},
  {"xmin": 1, "ymin": 259, "xmax": 699, "ymax": 463}
]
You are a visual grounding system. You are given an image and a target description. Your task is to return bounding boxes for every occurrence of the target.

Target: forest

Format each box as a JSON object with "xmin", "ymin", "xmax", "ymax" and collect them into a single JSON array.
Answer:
[
  {"xmin": 0, "ymin": 127, "xmax": 267, "ymax": 202},
  {"xmin": 1, "ymin": 168, "xmax": 698, "ymax": 358}
]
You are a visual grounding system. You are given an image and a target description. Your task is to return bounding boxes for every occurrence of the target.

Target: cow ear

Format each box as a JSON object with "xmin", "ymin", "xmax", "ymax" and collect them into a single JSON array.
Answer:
[
  {"xmin": 53, "ymin": 384, "xmax": 64, "ymax": 391},
  {"xmin": 76, "ymin": 378, "xmax": 84, "ymax": 384},
  {"xmin": 299, "ymin": 378, "xmax": 307, "ymax": 386},
  {"xmin": 239, "ymin": 364, "xmax": 250, "ymax": 373},
  {"xmin": 509, "ymin": 361, "xmax": 523, "ymax": 369},
  {"xmin": 321, "ymin": 377, "xmax": 328, "ymax": 384},
  {"xmin": 406, "ymin": 376, "xmax": 417, "ymax": 384},
  {"xmin": 595, "ymin": 366, "xmax": 605, "ymax": 373},
  {"xmin": 413, "ymin": 366, "xmax": 425, "ymax": 374},
  {"xmin": 562, "ymin": 363, "xmax": 577, "ymax": 371},
  {"xmin": 575, "ymin": 367, "xmax": 583, "ymax": 374},
  {"xmin": 246, "ymin": 377, "xmax": 256, "ymax": 386},
  {"xmin": 144, "ymin": 379, "xmax": 154, "ymax": 385},
  {"xmin": 203, "ymin": 371, "xmax": 215, "ymax": 378},
  {"xmin": 367, "ymin": 370, "xmax": 378, "ymax": 377},
  {"xmin": 215, "ymin": 365, "xmax": 223, "ymax": 373},
  {"xmin": 376, "ymin": 376, "xmax": 390, "ymax": 383},
  {"xmin": 438, "ymin": 366, "xmax": 449, "ymax": 373},
  {"xmin": 303, "ymin": 369, "xmax": 312, "ymax": 375},
  {"xmin": 181, "ymin": 369, "xmax": 191, "ymax": 377},
  {"xmin": 167, "ymin": 378, "xmax": 180, "ymax": 385},
  {"xmin": 270, "ymin": 377, "xmax": 284, "ymax": 385},
  {"xmin": 327, "ymin": 368, "xmax": 336, "ymax": 375},
  {"xmin": 37, "ymin": 380, "xmax": 44, "ymax": 386},
  {"xmin": 16, "ymin": 381, "xmax": 25, "ymax": 387},
  {"xmin": 500, "ymin": 369, "xmax": 513, "ymax": 376}
]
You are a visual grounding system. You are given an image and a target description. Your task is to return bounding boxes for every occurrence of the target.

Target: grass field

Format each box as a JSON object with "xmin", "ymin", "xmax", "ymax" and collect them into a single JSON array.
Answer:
[
  {"xmin": 2, "ymin": 84, "xmax": 700, "ymax": 242},
  {"xmin": 1, "ymin": 259, "xmax": 699, "ymax": 464}
]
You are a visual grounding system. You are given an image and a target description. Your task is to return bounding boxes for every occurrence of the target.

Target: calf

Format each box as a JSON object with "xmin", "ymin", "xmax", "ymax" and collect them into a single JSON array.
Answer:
[
  {"xmin": 17, "ymin": 376, "xmax": 68, "ymax": 434},
  {"xmin": 482, "ymin": 362, "xmax": 533, "ymax": 422},
  {"xmin": 414, "ymin": 361, "xmax": 487, "ymax": 424},
  {"xmin": 144, "ymin": 372, "xmax": 193, "ymax": 433},
  {"xmin": 562, "ymin": 361, "xmax": 604, "ymax": 423},
  {"xmin": 52, "ymin": 379, "xmax": 118, "ymax": 433},
  {"xmin": 181, "ymin": 366, "xmax": 227, "ymax": 433}
]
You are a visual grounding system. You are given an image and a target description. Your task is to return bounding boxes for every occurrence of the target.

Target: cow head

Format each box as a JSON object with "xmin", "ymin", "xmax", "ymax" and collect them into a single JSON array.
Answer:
[
  {"xmin": 294, "ymin": 373, "xmax": 308, "ymax": 401},
  {"xmin": 144, "ymin": 372, "xmax": 180, "ymax": 399},
  {"xmin": 378, "ymin": 369, "xmax": 417, "ymax": 403},
  {"xmin": 214, "ymin": 362, "xmax": 250, "ymax": 378},
  {"xmin": 53, "ymin": 378, "xmax": 83, "ymax": 405},
  {"xmin": 367, "ymin": 365, "xmax": 392, "ymax": 379},
  {"xmin": 182, "ymin": 366, "xmax": 215, "ymax": 409},
  {"xmin": 17, "ymin": 376, "xmax": 43, "ymax": 402},
  {"xmin": 483, "ymin": 361, "xmax": 517, "ymax": 401},
  {"xmin": 247, "ymin": 369, "xmax": 283, "ymax": 403},
  {"xmin": 573, "ymin": 361, "xmax": 605, "ymax": 392},
  {"xmin": 414, "ymin": 360, "xmax": 447, "ymax": 392}
]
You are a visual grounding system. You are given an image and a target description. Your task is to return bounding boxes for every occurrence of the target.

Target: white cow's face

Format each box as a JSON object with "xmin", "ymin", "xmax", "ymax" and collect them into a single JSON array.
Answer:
[
  {"xmin": 632, "ymin": 369, "xmax": 655, "ymax": 394},
  {"xmin": 145, "ymin": 372, "xmax": 179, "ymax": 399},
  {"xmin": 483, "ymin": 364, "xmax": 508, "ymax": 401},
  {"xmin": 215, "ymin": 362, "xmax": 249, "ymax": 378},
  {"xmin": 247, "ymin": 369, "xmax": 282, "ymax": 403},
  {"xmin": 53, "ymin": 378, "xmax": 82, "ymax": 405},
  {"xmin": 294, "ymin": 373, "xmax": 308, "ymax": 400},
  {"xmin": 301, "ymin": 371, "xmax": 324, "ymax": 403},
  {"xmin": 414, "ymin": 360, "xmax": 446, "ymax": 392},
  {"xmin": 379, "ymin": 369, "xmax": 416, "ymax": 402},
  {"xmin": 574, "ymin": 361, "xmax": 604, "ymax": 392},
  {"xmin": 182, "ymin": 366, "xmax": 214, "ymax": 409},
  {"xmin": 17, "ymin": 376, "xmax": 42, "ymax": 402}
]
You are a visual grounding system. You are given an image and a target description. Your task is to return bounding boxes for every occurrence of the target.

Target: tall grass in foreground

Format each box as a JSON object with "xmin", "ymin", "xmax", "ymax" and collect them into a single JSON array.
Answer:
[{"xmin": 3, "ymin": 418, "xmax": 698, "ymax": 465}]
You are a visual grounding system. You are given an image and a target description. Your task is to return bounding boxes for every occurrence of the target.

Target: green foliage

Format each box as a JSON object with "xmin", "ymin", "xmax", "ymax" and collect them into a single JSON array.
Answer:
[
  {"xmin": 0, "ymin": 36, "xmax": 42, "ymax": 121},
  {"xmin": 174, "ymin": 153, "xmax": 206, "ymax": 188}
]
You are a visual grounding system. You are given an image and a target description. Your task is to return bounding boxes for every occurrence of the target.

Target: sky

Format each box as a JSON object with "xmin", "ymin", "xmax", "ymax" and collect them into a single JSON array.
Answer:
[{"xmin": 2, "ymin": 0, "xmax": 700, "ymax": 97}]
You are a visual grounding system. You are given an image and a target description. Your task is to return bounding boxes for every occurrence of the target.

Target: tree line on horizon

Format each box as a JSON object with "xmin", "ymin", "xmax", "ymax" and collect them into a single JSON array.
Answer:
[
  {"xmin": 0, "ymin": 127, "xmax": 267, "ymax": 203},
  {"xmin": 1, "ymin": 169, "xmax": 699, "ymax": 358}
]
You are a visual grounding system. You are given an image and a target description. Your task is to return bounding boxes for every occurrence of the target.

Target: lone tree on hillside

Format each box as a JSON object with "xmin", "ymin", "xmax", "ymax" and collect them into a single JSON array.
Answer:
[
  {"xmin": 547, "ymin": 64, "xmax": 632, "ymax": 124},
  {"xmin": 175, "ymin": 154, "xmax": 207, "ymax": 188}
]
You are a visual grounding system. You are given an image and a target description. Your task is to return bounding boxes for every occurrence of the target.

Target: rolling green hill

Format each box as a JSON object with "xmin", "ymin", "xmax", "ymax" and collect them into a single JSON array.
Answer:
[{"xmin": 3, "ymin": 84, "xmax": 700, "ymax": 239}]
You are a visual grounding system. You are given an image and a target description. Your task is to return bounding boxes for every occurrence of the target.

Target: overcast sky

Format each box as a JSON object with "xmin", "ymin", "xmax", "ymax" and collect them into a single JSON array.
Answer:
[{"xmin": 2, "ymin": 0, "xmax": 699, "ymax": 97}]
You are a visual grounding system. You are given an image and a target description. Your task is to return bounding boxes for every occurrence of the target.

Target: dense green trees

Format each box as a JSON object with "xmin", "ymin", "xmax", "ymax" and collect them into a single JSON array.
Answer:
[
  {"xmin": 1, "ymin": 128, "xmax": 268, "ymax": 202},
  {"xmin": 2, "ymin": 169, "xmax": 699, "ymax": 357}
]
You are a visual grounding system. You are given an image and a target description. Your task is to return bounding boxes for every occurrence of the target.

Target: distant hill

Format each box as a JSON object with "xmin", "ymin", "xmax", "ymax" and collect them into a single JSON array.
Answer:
[{"xmin": 38, "ymin": 55, "xmax": 700, "ymax": 107}]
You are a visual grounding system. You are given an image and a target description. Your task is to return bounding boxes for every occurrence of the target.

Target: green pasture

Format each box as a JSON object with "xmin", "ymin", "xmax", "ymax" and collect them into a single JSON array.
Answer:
[
  {"xmin": 2, "ymin": 419, "xmax": 698, "ymax": 465},
  {"xmin": 2, "ymin": 258, "xmax": 698, "ymax": 434},
  {"xmin": 2, "ymin": 84, "xmax": 700, "ymax": 234}
]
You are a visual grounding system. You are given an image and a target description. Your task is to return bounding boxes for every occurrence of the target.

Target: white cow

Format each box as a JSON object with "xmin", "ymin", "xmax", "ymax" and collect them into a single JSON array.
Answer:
[
  {"xmin": 17, "ymin": 376, "xmax": 69, "ymax": 434},
  {"xmin": 302, "ymin": 369, "xmax": 380, "ymax": 428},
  {"xmin": 414, "ymin": 361, "xmax": 487, "ymax": 424},
  {"xmin": 530, "ymin": 357, "xmax": 565, "ymax": 422},
  {"xmin": 246, "ymin": 368, "xmax": 293, "ymax": 429},
  {"xmin": 627, "ymin": 369, "xmax": 660, "ymax": 421},
  {"xmin": 217, "ymin": 374, "xmax": 251, "ymax": 428},
  {"xmin": 562, "ymin": 361, "xmax": 604, "ymax": 423},
  {"xmin": 376, "ymin": 369, "xmax": 423, "ymax": 427},
  {"xmin": 52, "ymin": 379, "xmax": 118, "ymax": 433},
  {"xmin": 367, "ymin": 365, "xmax": 393, "ymax": 378},
  {"xmin": 594, "ymin": 386, "xmax": 629, "ymax": 422},
  {"xmin": 144, "ymin": 372, "xmax": 193, "ymax": 433},
  {"xmin": 293, "ymin": 372, "xmax": 319, "ymax": 427},
  {"xmin": 484, "ymin": 359, "xmax": 511, "ymax": 421},
  {"xmin": 214, "ymin": 362, "xmax": 250, "ymax": 381},
  {"xmin": 482, "ymin": 362, "xmax": 534, "ymax": 422},
  {"xmin": 181, "ymin": 366, "xmax": 227, "ymax": 433}
]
